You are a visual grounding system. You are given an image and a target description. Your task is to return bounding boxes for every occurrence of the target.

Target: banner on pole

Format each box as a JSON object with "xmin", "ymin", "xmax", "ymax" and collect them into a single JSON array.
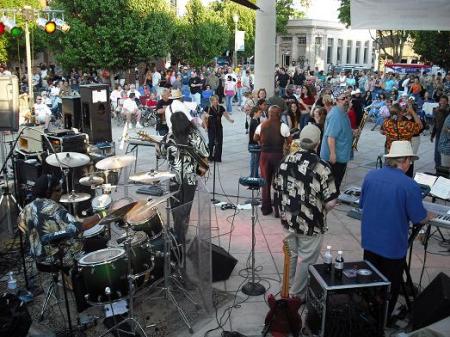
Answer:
[{"xmin": 235, "ymin": 31, "xmax": 245, "ymax": 52}]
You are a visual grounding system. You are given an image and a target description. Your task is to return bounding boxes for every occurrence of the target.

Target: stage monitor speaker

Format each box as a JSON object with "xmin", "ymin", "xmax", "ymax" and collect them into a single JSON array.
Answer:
[
  {"xmin": 187, "ymin": 238, "xmax": 237, "ymax": 282},
  {"xmin": 412, "ymin": 272, "xmax": 450, "ymax": 330},
  {"xmin": 211, "ymin": 243, "xmax": 238, "ymax": 282},
  {"xmin": 79, "ymin": 84, "xmax": 112, "ymax": 143},
  {"xmin": 0, "ymin": 75, "xmax": 19, "ymax": 131},
  {"xmin": 62, "ymin": 96, "xmax": 81, "ymax": 130}
]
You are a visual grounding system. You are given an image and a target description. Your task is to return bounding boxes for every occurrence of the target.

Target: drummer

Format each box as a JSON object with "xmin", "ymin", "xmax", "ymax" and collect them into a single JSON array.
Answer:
[{"xmin": 18, "ymin": 174, "xmax": 107, "ymax": 263}]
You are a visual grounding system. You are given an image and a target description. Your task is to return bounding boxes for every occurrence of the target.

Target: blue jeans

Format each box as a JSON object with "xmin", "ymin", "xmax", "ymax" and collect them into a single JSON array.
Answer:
[
  {"xmin": 435, "ymin": 132, "xmax": 442, "ymax": 168},
  {"xmin": 225, "ymin": 95, "xmax": 233, "ymax": 113},
  {"xmin": 279, "ymin": 87, "xmax": 286, "ymax": 98},
  {"xmin": 300, "ymin": 114, "xmax": 310, "ymax": 129},
  {"xmin": 249, "ymin": 151, "xmax": 260, "ymax": 177}
]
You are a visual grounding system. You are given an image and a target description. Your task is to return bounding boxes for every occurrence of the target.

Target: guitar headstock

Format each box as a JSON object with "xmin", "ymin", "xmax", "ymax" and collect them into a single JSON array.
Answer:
[{"xmin": 137, "ymin": 130, "xmax": 148, "ymax": 139}]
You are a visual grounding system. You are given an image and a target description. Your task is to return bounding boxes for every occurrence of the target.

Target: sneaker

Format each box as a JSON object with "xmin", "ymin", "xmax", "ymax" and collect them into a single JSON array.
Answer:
[{"xmin": 136, "ymin": 122, "xmax": 143, "ymax": 129}]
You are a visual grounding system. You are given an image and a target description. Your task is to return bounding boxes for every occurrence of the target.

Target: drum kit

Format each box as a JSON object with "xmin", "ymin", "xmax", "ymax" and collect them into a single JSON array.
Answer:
[{"xmin": 43, "ymin": 152, "xmax": 197, "ymax": 335}]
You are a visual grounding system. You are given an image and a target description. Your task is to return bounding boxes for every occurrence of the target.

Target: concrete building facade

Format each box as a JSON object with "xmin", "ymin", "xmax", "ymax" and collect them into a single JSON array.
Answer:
[{"xmin": 276, "ymin": 19, "xmax": 375, "ymax": 72}]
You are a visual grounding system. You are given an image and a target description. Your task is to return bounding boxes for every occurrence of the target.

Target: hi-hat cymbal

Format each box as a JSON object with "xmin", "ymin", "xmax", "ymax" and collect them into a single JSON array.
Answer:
[
  {"xmin": 60, "ymin": 192, "xmax": 91, "ymax": 203},
  {"xmin": 79, "ymin": 175, "xmax": 104, "ymax": 187},
  {"xmin": 95, "ymin": 155, "xmax": 136, "ymax": 170},
  {"xmin": 129, "ymin": 171, "xmax": 175, "ymax": 184},
  {"xmin": 46, "ymin": 152, "xmax": 90, "ymax": 168}
]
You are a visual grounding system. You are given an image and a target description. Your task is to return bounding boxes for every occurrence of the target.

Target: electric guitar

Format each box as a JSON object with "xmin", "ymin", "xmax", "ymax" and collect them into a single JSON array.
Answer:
[
  {"xmin": 264, "ymin": 239, "xmax": 302, "ymax": 337},
  {"xmin": 137, "ymin": 131, "xmax": 209, "ymax": 176}
]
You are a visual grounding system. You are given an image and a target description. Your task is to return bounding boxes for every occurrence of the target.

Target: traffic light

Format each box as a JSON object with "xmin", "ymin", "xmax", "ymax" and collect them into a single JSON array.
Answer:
[
  {"xmin": 54, "ymin": 18, "xmax": 70, "ymax": 33},
  {"xmin": 36, "ymin": 17, "xmax": 56, "ymax": 34},
  {"xmin": 1, "ymin": 16, "xmax": 23, "ymax": 37}
]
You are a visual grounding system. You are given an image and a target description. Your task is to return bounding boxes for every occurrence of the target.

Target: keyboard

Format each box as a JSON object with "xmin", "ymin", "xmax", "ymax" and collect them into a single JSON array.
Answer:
[{"xmin": 423, "ymin": 201, "xmax": 450, "ymax": 229}]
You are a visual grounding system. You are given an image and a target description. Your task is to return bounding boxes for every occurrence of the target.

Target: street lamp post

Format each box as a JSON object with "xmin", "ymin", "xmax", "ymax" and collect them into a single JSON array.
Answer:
[{"xmin": 232, "ymin": 13, "xmax": 239, "ymax": 68}]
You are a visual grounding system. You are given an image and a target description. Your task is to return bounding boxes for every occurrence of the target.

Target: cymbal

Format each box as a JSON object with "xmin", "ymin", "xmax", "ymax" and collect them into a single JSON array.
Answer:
[
  {"xmin": 79, "ymin": 175, "xmax": 104, "ymax": 187},
  {"xmin": 99, "ymin": 201, "xmax": 139, "ymax": 226},
  {"xmin": 60, "ymin": 192, "xmax": 91, "ymax": 203},
  {"xmin": 95, "ymin": 155, "xmax": 136, "ymax": 170},
  {"xmin": 129, "ymin": 171, "xmax": 175, "ymax": 184},
  {"xmin": 46, "ymin": 152, "xmax": 90, "ymax": 168}
]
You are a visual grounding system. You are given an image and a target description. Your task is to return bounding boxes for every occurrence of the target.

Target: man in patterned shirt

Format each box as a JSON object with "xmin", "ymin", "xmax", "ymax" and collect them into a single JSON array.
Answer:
[
  {"xmin": 274, "ymin": 124, "xmax": 338, "ymax": 299},
  {"xmin": 19, "ymin": 174, "xmax": 105, "ymax": 262}
]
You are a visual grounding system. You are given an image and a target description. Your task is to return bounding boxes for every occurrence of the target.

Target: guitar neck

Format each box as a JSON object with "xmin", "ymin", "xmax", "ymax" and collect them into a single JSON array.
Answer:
[{"xmin": 281, "ymin": 241, "xmax": 290, "ymax": 299}]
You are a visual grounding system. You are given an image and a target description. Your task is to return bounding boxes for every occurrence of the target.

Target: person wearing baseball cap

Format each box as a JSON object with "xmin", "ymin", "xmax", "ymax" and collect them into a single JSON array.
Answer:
[
  {"xmin": 273, "ymin": 123, "xmax": 338, "ymax": 300},
  {"xmin": 359, "ymin": 140, "xmax": 433, "ymax": 323}
]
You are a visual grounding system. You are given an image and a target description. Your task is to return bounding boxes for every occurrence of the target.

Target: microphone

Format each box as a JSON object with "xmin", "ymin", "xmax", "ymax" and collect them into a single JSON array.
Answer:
[
  {"xmin": 41, "ymin": 226, "xmax": 77, "ymax": 245},
  {"xmin": 119, "ymin": 122, "xmax": 129, "ymax": 150}
]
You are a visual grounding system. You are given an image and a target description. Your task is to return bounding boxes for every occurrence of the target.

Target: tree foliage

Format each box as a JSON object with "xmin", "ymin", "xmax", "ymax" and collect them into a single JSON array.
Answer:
[
  {"xmin": 276, "ymin": 0, "xmax": 308, "ymax": 34},
  {"xmin": 48, "ymin": 0, "xmax": 175, "ymax": 72},
  {"xmin": 412, "ymin": 31, "xmax": 450, "ymax": 69},
  {"xmin": 172, "ymin": 0, "xmax": 229, "ymax": 67}
]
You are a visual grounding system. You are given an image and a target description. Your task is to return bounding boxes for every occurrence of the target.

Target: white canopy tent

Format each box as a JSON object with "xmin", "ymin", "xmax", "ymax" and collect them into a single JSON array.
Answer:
[{"xmin": 350, "ymin": 0, "xmax": 450, "ymax": 30}]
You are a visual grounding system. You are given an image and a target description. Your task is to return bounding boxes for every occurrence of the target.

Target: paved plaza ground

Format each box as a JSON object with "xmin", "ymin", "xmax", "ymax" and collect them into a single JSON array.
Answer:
[{"xmin": 114, "ymin": 105, "xmax": 450, "ymax": 337}]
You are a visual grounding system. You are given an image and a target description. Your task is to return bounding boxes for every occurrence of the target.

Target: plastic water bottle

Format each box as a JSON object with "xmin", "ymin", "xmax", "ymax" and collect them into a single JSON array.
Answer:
[
  {"xmin": 334, "ymin": 251, "xmax": 344, "ymax": 280},
  {"xmin": 7, "ymin": 271, "xmax": 17, "ymax": 295},
  {"xmin": 323, "ymin": 246, "xmax": 333, "ymax": 273}
]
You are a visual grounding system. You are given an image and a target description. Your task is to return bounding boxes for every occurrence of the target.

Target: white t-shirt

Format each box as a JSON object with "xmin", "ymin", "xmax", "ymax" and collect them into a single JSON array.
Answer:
[
  {"xmin": 255, "ymin": 122, "xmax": 290, "ymax": 137},
  {"xmin": 127, "ymin": 89, "xmax": 141, "ymax": 99},
  {"xmin": 165, "ymin": 100, "xmax": 193, "ymax": 131},
  {"xmin": 50, "ymin": 86, "xmax": 60, "ymax": 97},
  {"xmin": 122, "ymin": 98, "xmax": 138, "ymax": 113},
  {"xmin": 34, "ymin": 103, "xmax": 52, "ymax": 123},
  {"xmin": 0, "ymin": 70, "xmax": 12, "ymax": 76},
  {"xmin": 152, "ymin": 72, "xmax": 161, "ymax": 87},
  {"xmin": 110, "ymin": 89, "xmax": 121, "ymax": 106}
]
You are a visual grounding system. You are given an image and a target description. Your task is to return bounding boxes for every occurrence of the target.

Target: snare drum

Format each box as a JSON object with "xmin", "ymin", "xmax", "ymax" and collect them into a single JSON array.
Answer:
[
  {"xmin": 126, "ymin": 205, "xmax": 163, "ymax": 240},
  {"xmin": 82, "ymin": 224, "xmax": 108, "ymax": 253},
  {"xmin": 108, "ymin": 231, "xmax": 153, "ymax": 287},
  {"xmin": 91, "ymin": 194, "xmax": 112, "ymax": 213},
  {"xmin": 78, "ymin": 248, "xmax": 128, "ymax": 303}
]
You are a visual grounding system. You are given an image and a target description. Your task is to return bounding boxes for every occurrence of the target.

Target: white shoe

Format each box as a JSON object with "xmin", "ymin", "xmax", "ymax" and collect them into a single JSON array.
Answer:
[
  {"xmin": 128, "ymin": 124, "xmax": 133, "ymax": 129},
  {"xmin": 136, "ymin": 122, "xmax": 143, "ymax": 129}
]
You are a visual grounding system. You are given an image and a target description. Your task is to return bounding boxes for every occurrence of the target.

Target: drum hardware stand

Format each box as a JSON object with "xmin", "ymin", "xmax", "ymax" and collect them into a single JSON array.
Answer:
[
  {"xmin": 98, "ymin": 227, "xmax": 148, "ymax": 337},
  {"xmin": 239, "ymin": 177, "xmax": 266, "ymax": 296},
  {"xmin": 0, "ymin": 132, "xmax": 29, "ymax": 288},
  {"xmin": 147, "ymin": 193, "xmax": 200, "ymax": 334}
]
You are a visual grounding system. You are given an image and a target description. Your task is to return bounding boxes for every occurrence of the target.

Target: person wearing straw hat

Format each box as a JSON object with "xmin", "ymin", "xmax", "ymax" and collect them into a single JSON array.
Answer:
[
  {"xmin": 359, "ymin": 140, "xmax": 433, "ymax": 322},
  {"xmin": 165, "ymin": 88, "xmax": 193, "ymax": 131}
]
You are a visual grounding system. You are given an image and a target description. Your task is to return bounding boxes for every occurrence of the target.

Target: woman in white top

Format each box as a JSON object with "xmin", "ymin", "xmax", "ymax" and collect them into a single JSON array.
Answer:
[{"xmin": 224, "ymin": 75, "xmax": 236, "ymax": 113}]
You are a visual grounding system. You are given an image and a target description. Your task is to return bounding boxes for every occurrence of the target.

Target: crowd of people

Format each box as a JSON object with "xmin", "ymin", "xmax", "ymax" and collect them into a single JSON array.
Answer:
[{"xmin": 5, "ymin": 60, "xmax": 450, "ymax": 327}]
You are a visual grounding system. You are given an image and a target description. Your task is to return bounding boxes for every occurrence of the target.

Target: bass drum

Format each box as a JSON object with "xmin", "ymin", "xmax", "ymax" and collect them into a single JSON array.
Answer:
[
  {"xmin": 77, "ymin": 248, "xmax": 128, "ymax": 303},
  {"xmin": 108, "ymin": 231, "xmax": 153, "ymax": 287}
]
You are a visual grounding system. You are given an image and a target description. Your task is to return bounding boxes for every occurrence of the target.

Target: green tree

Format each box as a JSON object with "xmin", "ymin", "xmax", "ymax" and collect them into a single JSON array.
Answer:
[
  {"xmin": 412, "ymin": 31, "xmax": 450, "ymax": 69},
  {"xmin": 276, "ymin": 0, "xmax": 308, "ymax": 34},
  {"xmin": 48, "ymin": 0, "xmax": 175, "ymax": 73},
  {"xmin": 172, "ymin": 0, "xmax": 229, "ymax": 67}
]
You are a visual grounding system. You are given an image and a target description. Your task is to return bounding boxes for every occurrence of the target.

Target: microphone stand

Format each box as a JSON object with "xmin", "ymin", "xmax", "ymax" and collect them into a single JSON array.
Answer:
[{"xmin": 210, "ymin": 108, "xmax": 220, "ymax": 204}]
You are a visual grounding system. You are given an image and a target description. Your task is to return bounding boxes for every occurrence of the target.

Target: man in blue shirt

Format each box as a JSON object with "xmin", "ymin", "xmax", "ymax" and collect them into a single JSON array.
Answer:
[
  {"xmin": 360, "ymin": 140, "xmax": 431, "ymax": 321},
  {"xmin": 320, "ymin": 93, "xmax": 353, "ymax": 193}
]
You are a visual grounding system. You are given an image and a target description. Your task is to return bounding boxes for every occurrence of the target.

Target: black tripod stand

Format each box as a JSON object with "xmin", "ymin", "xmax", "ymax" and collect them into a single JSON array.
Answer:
[
  {"xmin": 0, "ymin": 131, "xmax": 29, "ymax": 289},
  {"xmin": 239, "ymin": 177, "xmax": 267, "ymax": 296}
]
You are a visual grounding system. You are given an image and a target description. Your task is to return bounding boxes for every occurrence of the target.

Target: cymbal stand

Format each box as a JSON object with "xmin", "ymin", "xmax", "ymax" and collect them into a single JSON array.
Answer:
[
  {"xmin": 99, "ymin": 227, "xmax": 148, "ymax": 337},
  {"xmin": 147, "ymin": 193, "xmax": 199, "ymax": 333}
]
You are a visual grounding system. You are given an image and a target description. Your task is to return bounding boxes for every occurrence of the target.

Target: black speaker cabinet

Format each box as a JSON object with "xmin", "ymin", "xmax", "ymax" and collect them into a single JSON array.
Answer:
[
  {"xmin": 79, "ymin": 84, "xmax": 112, "ymax": 143},
  {"xmin": 188, "ymin": 238, "xmax": 237, "ymax": 282},
  {"xmin": 62, "ymin": 96, "xmax": 81, "ymax": 130},
  {"xmin": 412, "ymin": 272, "xmax": 450, "ymax": 330},
  {"xmin": 306, "ymin": 261, "xmax": 390, "ymax": 337},
  {"xmin": 0, "ymin": 75, "xmax": 19, "ymax": 131}
]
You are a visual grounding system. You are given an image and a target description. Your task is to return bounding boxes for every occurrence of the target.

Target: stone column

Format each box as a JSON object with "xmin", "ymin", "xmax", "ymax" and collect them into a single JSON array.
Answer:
[
  {"xmin": 368, "ymin": 39, "xmax": 373, "ymax": 66},
  {"xmin": 342, "ymin": 39, "xmax": 348, "ymax": 65},
  {"xmin": 320, "ymin": 35, "xmax": 327, "ymax": 70},
  {"xmin": 306, "ymin": 32, "xmax": 314, "ymax": 69},
  {"xmin": 332, "ymin": 37, "xmax": 338, "ymax": 65},
  {"xmin": 254, "ymin": 0, "xmax": 276, "ymax": 96},
  {"xmin": 291, "ymin": 36, "xmax": 298, "ymax": 65},
  {"xmin": 358, "ymin": 42, "xmax": 365, "ymax": 66},
  {"xmin": 350, "ymin": 40, "xmax": 356, "ymax": 65}
]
